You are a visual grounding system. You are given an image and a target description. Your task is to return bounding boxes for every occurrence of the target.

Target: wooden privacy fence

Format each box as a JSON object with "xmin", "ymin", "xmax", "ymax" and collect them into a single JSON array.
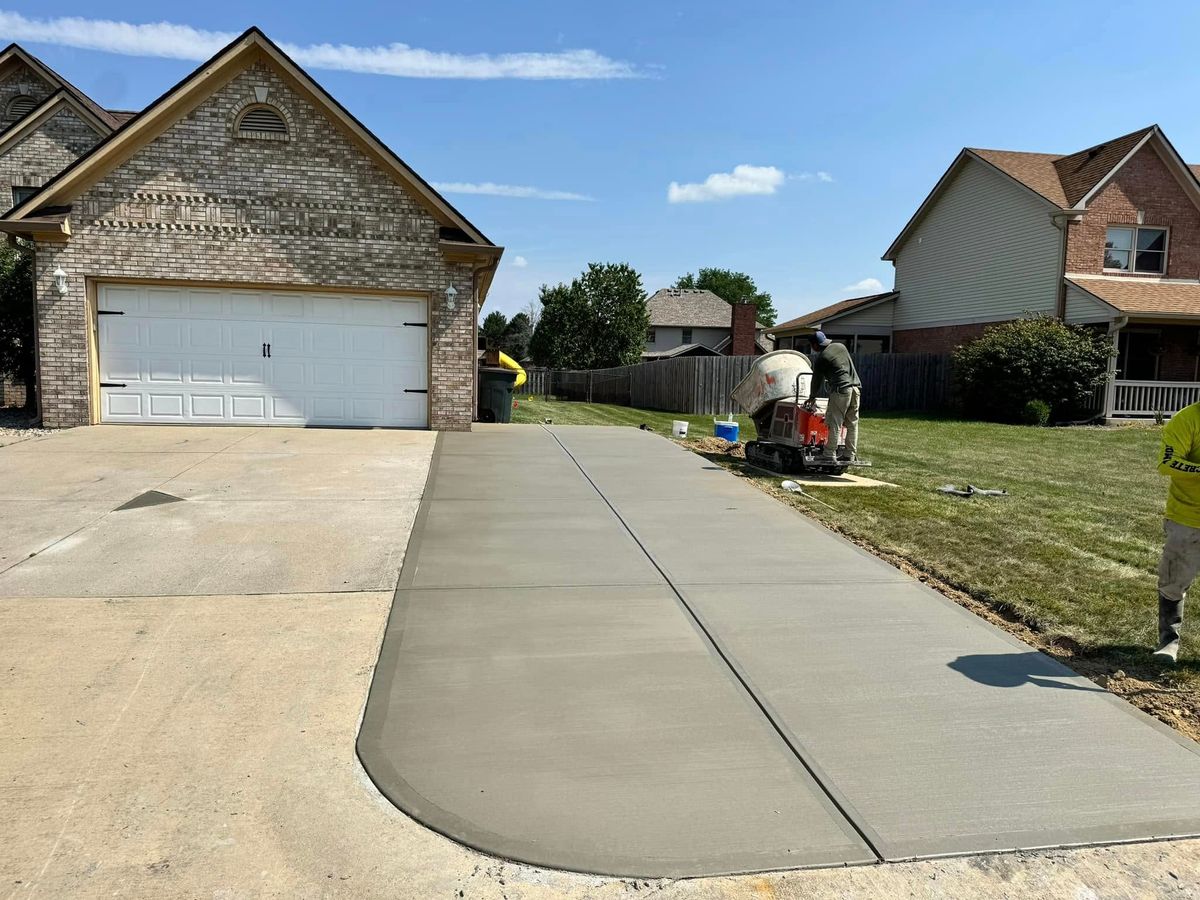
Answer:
[{"xmin": 518, "ymin": 352, "xmax": 954, "ymax": 414}]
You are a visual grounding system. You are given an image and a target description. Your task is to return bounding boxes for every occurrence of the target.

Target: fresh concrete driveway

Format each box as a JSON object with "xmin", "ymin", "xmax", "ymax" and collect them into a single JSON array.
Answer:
[{"xmin": 360, "ymin": 424, "xmax": 1200, "ymax": 879}]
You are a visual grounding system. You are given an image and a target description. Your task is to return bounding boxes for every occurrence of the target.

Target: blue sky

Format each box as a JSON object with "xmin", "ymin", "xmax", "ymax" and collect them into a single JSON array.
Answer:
[{"xmin": 5, "ymin": 1, "xmax": 1200, "ymax": 323}]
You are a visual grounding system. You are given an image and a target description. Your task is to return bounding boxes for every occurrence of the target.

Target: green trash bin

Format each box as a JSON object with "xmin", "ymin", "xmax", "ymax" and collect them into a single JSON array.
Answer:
[{"xmin": 477, "ymin": 367, "xmax": 518, "ymax": 423}]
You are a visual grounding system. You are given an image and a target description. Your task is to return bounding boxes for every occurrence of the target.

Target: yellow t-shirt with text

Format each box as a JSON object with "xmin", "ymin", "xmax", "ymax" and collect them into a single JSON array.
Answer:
[{"xmin": 1159, "ymin": 402, "xmax": 1200, "ymax": 528}]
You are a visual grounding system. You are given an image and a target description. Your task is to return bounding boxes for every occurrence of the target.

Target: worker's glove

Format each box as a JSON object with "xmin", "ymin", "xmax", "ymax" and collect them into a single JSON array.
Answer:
[{"xmin": 803, "ymin": 398, "xmax": 817, "ymax": 412}]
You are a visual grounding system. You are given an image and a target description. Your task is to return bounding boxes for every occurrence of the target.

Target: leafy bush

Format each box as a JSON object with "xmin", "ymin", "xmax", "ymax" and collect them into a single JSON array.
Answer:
[
  {"xmin": 0, "ymin": 242, "xmax": 35, "ymax": 411},
  {"xmin": 953, "ymin": 316, "xmax": 1112, "ymax": 423},
  {"xmin": 1020, "ymin": 399, "xmax": 1051, "ymax": 427}
]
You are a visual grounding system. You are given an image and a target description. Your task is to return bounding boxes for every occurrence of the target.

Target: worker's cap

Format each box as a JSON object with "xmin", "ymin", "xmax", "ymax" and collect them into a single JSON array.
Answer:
[{"xmin": 811, "ymin": 331, "xmax": 831, "ymax": 346}]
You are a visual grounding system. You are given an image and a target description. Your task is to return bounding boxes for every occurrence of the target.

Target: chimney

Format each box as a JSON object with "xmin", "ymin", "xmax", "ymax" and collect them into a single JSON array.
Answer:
[{"xmin": 730, "ymin": 300, "xmax": 757, "ymax": 356}]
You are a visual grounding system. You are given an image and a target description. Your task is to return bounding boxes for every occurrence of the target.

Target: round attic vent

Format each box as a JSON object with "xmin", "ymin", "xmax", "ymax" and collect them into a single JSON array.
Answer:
[
  {"xmin": 7, "ymin": 94, "xmax": 37, "ymax": 120},
  {"xmin": 237, "ymin": 105, "xmax": 288, "ymax": 136}
]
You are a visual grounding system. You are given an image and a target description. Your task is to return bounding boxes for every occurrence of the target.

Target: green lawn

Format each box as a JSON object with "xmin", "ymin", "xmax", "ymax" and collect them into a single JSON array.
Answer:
[{"xmin": 510, "ymin": 396, "xmax": 1193, "ymax": 676}]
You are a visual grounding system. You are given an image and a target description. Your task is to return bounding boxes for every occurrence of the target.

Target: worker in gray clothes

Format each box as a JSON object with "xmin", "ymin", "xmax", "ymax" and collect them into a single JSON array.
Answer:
[{"xmin": 805, "ymin": 331, "xmax": 861, "ymax": 463}]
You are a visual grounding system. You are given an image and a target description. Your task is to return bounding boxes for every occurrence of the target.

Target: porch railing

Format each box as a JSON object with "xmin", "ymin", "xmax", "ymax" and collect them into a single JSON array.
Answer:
[{"xmin": 1112, "ymin": 380, "xmax": 1200, "ymax": 417}]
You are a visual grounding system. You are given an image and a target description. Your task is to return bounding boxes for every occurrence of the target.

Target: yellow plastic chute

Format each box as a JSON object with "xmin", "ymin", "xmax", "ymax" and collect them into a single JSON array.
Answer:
[{"xmin": 497, "ymin": 351, "xmax": 527, "ymax": 388}]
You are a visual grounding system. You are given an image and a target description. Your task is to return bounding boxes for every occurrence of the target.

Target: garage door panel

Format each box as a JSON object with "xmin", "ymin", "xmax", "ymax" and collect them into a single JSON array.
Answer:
[{"xmin": 99, "ymin": 284, "xmax": 428, "ymax": 427}]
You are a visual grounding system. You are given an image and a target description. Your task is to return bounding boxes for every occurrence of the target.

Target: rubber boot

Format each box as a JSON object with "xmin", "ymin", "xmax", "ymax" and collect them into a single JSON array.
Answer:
[{"xmin": 1154, "ymin": 594, "xmax": 1184, "ymax": 663}]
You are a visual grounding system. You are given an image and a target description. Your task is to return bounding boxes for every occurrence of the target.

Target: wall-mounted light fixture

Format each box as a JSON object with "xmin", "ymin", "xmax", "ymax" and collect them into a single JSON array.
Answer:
[
  {"xmin": 52, "ymin": 267, "xmax": 68, "ymax": 296},
  {"xmin": 445, "ymin": 283, "xmax": 458, "ymax": 311}
]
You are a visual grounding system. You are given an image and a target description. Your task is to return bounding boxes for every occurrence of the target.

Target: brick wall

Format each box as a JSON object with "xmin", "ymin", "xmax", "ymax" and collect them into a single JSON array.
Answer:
[
  {"xmin": 893, "ymin": 321, "xmax": 990, "ymax": 354},
  {"xmin": 1151, "ymin": 324, "xmax": 1200, "ymax": 381},
  {"xmin": 0, "ymin": 106, "xmax": 105, "ymax": 206},
  {"xmin": 0, "ymin": 62, "xmax": 55, "ymax": 124},
  {"xmin": 1066, "ymin": 144, "xmax": 1200, "ymax": 279},
  {"xmin": 34, "ymin": 60, "xmax": 481, "ymax": 430}
]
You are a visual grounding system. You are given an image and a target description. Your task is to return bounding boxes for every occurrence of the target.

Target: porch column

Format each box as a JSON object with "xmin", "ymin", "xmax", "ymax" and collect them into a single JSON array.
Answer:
[{"xmin": 1102, "ymin": 318, "xmax": 1124, "ymax": 420}]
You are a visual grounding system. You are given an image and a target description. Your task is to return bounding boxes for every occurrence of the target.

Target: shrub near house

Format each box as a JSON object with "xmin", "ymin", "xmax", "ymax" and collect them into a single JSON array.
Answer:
[{"xmin": 953, "ymin": 316, "xmax": 1112, "ymax": 422}]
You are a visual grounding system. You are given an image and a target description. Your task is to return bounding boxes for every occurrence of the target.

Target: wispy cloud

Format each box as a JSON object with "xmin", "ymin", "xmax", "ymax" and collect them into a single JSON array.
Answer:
[
  {"xmin": 432, "ymin": 181, "xmax": 594, "ymax": 201},
  {"xmin": 511, "ymin": 255, "xmax": 528, "ymax": 268},
  {"xmin": 666, "ymin": 163, "xmax": 836, "ymax": 204},
  {"xmin": 841, "ymin": 277, "xmax": 885, "ymax": 293},
  {"xmin": 0, "ymin": 11, "xmax": 644, "ymax": 80}
]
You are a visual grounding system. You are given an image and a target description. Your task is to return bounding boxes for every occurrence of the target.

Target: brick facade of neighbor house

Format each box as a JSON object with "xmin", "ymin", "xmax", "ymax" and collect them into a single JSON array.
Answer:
[
  {"xmin": 729, "ymin": 300, "xmax": 758, "ymax": 355},
  {"xmin": 0, "ymin": 107, "xmax": 104, "ymax": 204},
  {"xmin": 34, "ymin": 60, "xmax": 478, "ymax": 431},
  {"xmin": 1147, "ymin": 324, "xmax": 1200, "ymax": 381},
  {"xmin": 892, "ymin": 321, "xmax": 989, "ymax": 354},
  {"xmin": 1065, "ymin": 145, "xmax": 1200, "ymax": 279}
]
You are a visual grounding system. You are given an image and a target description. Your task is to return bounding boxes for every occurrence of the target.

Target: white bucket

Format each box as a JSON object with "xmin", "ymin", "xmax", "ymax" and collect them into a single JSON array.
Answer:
[{"xmin": 671, "ymin": 420, "xmax": 689, "ymax": 438}]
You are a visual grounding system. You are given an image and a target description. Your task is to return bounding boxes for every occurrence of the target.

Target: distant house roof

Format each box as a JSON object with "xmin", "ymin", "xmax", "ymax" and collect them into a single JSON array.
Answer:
[
  {"xmin": 0, "ymin": 43, "xmax": 124, "ymax": 131},
  {"xmin": 773, "ymin": 291, "xmax": 898, "ymax": 333},
  {"xmin": 106, "ymin": 110, "xmax": 139, "ymax": 126},
  {"xmin": 647, "ymin": 288, "xmax": 765, "ymax": 328},
  {"xmin": 713, "ymin": 333, "xmax": 776, "ymax": 355},
  {"xmin": 884, "ymin": 125, "xmax": 1200, "ymax": 260},
  {"xmin": 1066, "ymin": 277, "xmax": 1200, "ymax": 318},
  {"xmin": 641, "ymin": 342, "xmax": 723, "ymax": 360}
]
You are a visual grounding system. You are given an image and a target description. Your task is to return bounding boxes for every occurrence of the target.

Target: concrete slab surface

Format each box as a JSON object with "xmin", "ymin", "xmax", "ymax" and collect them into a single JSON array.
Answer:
[
  {"xmin": 359, "ymin": 585, "xmax": 873, "ymax": 876},
  {"xmin": 6, "ymin": 423, "xmax": 256, "ymax": 453},
  {"xmin": 407, "ymin": 498, "xmax": 662, "ymax": 589},
  {"xmin": 361, "ymin": 423, "xmax": 1200, "ymax": 879},
  {"xmin": 0, "ymin": 450, "xmax": 202, "ymax": 502},
  {"xmin": 160, "ymin": 451, "xmax": 430, "ymax": 500},
  {"xmin": 684, "ymin": 582, "xmax": 1200, "ymax": 859},
  {"xmin": 429, "ymin": 450, "xmax": 597, "ymax": 501},
  {"xmin": 0, "ymin": 498, "xmax": 113, "ymax": 573},
  {"xmin": 0, "ymin": 497, "xmax": 419, "ymax": 596}
]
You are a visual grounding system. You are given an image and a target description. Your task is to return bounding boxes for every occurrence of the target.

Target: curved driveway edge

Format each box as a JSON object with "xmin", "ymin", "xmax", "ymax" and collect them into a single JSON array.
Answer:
[{"xmin": 358, "ymin": 424, "xmax": 1200, "ymax": 878}]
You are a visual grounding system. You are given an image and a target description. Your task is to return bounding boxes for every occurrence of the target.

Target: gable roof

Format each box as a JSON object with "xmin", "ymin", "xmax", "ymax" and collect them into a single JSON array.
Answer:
[
  {"xmin": 773, "ymin": 291, "xmax": 897, "ymax": 333},
  {"xmin": 883, "ymin": 125, "xmax": 1200, "ymax": 261},
  {"xmin": 647, "ymin": 288, "xmax": 766, "ymax": 328},
  {"xmin": 0, "ymin": 89, "xmax": 113, "ymax": 158},
  {"xmin": 0, "ymin": 44, "xmax": 122, "ymax": 131},
  {"xmin": 0, "ymin": 28, "xmax": 497, "ymax": 254},
  {"xmin": 641, "ymin": 342, "xmax": 723, "ymax": 359}
]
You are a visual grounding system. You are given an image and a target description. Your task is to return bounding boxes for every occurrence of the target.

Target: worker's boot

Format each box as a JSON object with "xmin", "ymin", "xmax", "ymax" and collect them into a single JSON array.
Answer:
[{"xmin": 1154, "ymin": 594, "xmax": 1184, "ymax": 663}]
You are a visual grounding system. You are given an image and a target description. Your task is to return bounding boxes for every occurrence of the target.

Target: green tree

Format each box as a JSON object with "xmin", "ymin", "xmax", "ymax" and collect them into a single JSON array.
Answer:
[
  {"xmin": 953, "ymin": 315, "xmax": 1113, "ymax": 423},
  {"xmin": 674, "ymin": 268, "xmax": 777, "ymax": 326},
  {"xmin": 479, "ymin": 310, "xmax": 508, "ymax": 349},
  {"xmin": 0, "ymin": 242, "xmax": 35, "ymax": 412},
  {"xmin": 528, "ymin": 263, "xmax": 649, "ymax": 368},
  {"xmin": 500, "ymin": 311, "xmax": 532, "ymax": 360}
]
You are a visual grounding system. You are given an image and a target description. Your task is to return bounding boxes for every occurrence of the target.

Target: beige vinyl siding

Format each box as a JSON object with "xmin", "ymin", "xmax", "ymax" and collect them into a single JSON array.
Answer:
[
  {"xmin": 645, "ymin": 326, "xmax": 728, "ymax": 351},
  {"xmin": 893, "ymin": 156, "xmax": 1061, "ymax": 329},
  {"xmin": 828, "ymin": 299, "xmax": 895, "ymax": 328},
  {"xmin": 1064, "ymin": 282, "xmax": 1118, "ymax": 324}
]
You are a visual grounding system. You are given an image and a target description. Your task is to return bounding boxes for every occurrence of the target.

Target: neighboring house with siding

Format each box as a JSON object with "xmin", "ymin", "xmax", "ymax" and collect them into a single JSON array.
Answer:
[
  {"xmin": 0, "ymin": 31, "xmax": 501, "ymax": 430},
  {"xmin": 772, "ymin": 291, "xmax": 898, "ymax": 355},
  {"xmin": 643, "ymin": 288, "xmax": 773, "ymax": 359},
  {"xmin": 781, "ymin": 124, "xmax": 1200, "ymax": 417}
]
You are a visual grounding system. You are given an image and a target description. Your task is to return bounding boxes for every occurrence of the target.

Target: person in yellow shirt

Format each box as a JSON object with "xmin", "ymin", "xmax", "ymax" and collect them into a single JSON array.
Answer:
[{"xmin": 1155, "ymin": 401, "xmax": 1200, "ymax": 662}]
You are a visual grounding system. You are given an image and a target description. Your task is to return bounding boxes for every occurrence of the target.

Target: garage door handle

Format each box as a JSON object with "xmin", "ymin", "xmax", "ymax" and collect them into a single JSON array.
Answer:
[
  {"xmin": 267, "ymin": 343, "xmax": 271, "ymax": 358},
  {"xmin": 100, "ymin": 382, "xmax": 127, "ymax": 388},
  {"xmin": 404, "ymin": 322, "xmax": 428, "ymax": 328},
  {"xmin": 262, "ymin": 343, "xmax": 266, "ymax": 358},
  {"xmin": 404, "ymin": 388, "xmax": 428, "ymax": 394},
  {"xmin": 97, "ymin": 309, "xmax": 124, "ymax": 316}
]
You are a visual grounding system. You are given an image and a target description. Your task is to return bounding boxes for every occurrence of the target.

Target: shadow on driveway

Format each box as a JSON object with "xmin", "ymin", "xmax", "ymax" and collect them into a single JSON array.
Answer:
[{"xmin": 948, "ymin": 651, "xmax": 1105, "ymax": 692}]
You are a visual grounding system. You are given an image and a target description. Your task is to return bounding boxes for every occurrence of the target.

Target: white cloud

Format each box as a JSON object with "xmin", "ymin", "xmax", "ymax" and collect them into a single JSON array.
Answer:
[
  {"xmin": 0, "ymin": 11, "xmax": 644, "ymax": 80},
  {"xmin": 793, "ymin": 171, "xmax": 834, "ymax": 183},
  {"xmin": 511, "ymin": 255, "xmax": 528, "ymax": 268},
  {"xmin": 668, "ymin": 164, "xmax": 785, "ymax": 204},
  {"xmin": 432, "ymin": 182, "xmax": 594, "ymax": 201},
  {"xmin": 841, "ymin": 277, "xmax": 885, "ymax": 294}
]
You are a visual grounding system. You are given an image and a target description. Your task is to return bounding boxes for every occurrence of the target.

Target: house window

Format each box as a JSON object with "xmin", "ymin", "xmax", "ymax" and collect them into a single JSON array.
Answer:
[
  {"xmin": 856, "ymin": 336, "xmax": 891, "ymax": 355},
  {"xmin": 236, "ymin": 105, "xmax": 289, "ymax": 138},
  {"xmin": 1105, "ymin": 226, "xmax": 1167, "ymax": 274},
  {"xmin": 647, "ymin": 329, "xmax": 656, "ymax": 344},
  {"xmin": 6, "ymin": 94, "xmax": 36, "ymax": 120},
  {"xmin": 681, "ymin": 328, "xmax": 692, "ymax": 344},
  {"xmin": 11, "ymin": 185, "xmax": 38, "ymax": 207}
]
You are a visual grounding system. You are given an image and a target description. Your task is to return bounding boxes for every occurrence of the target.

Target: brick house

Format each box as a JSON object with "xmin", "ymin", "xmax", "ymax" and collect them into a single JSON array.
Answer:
[
  {"xmin": 780, "ymin": 125, "xmax": 1200, "ymax": 418},
  {"xmin": 0, "ymin": 30, "xmax": 502, "ymax": 430},
  {"xmin": 642, "ymin": 288, "xmax": 773, "ymax": 359}
]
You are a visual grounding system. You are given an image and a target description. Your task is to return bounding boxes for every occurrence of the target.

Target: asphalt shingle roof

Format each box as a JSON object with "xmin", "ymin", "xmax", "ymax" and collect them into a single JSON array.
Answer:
[
  {"xmin": 1068, "ymin": 277, "xmax": 1200, "ymax": 317},
  {"xmin": 647, "ymin": 288, "xmax": 762, "ymax": 328}
]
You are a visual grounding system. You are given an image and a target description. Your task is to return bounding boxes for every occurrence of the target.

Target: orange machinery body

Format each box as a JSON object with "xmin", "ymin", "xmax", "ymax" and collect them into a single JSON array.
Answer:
[{"xmin": 766, "ymin": 400, "xmax": 842, "ymax": 449}]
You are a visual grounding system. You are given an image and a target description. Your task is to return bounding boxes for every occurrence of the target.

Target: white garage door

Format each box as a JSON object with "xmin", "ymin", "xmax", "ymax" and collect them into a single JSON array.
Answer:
[{"xmin": 97, "ymin": 284, "xmax": 429, "ymax": 427}]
